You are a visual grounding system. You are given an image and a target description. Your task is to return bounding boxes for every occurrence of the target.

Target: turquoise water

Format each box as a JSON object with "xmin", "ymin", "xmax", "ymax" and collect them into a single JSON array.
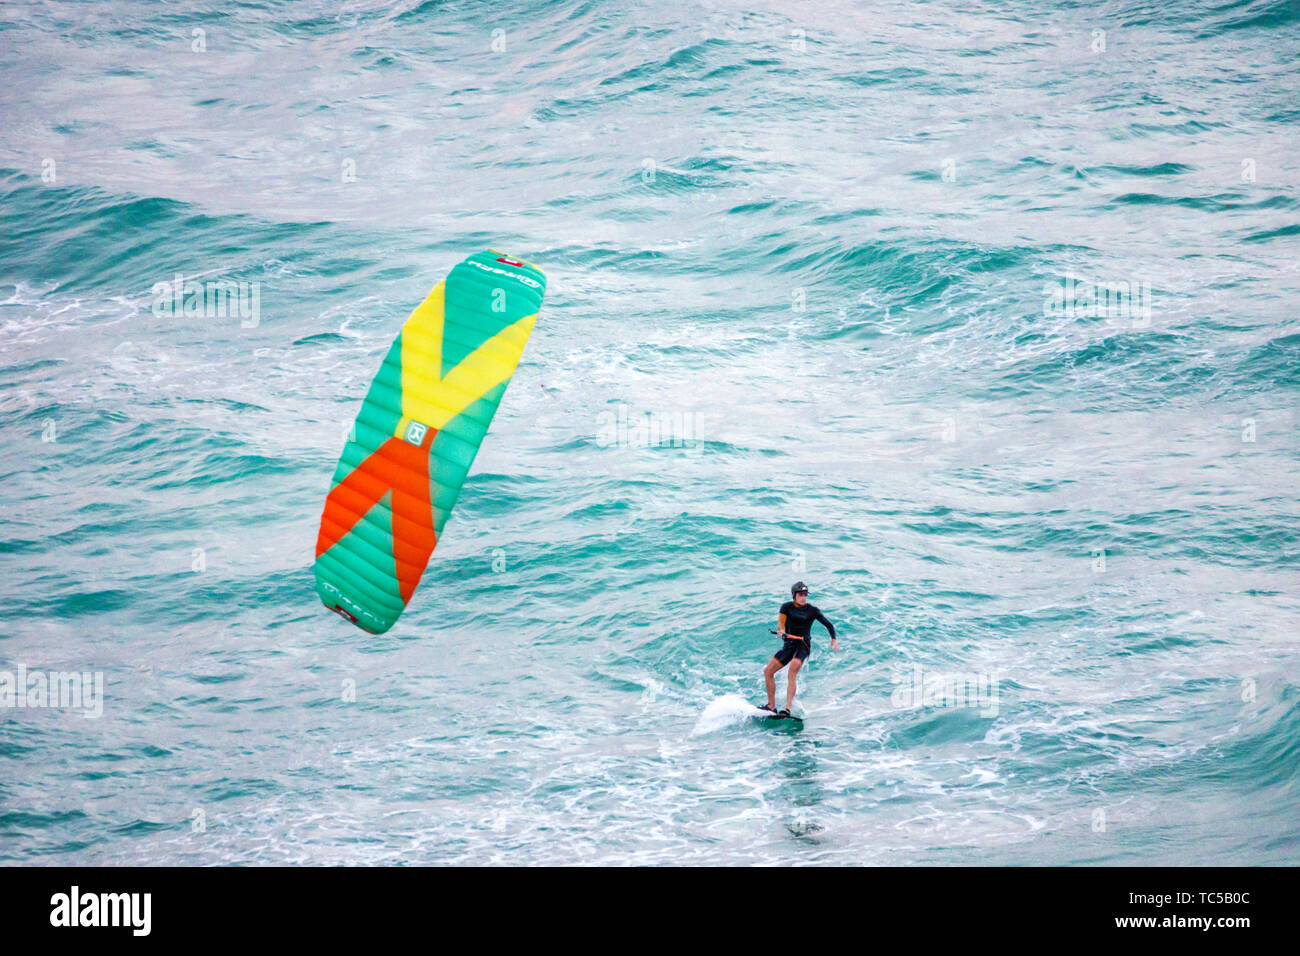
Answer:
[{"xmin": 1, "ymin": 0, "xmax": 1298, "ymax": 865}]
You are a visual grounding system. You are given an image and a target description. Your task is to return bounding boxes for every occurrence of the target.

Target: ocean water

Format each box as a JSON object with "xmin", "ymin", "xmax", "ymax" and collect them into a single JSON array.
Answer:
[{"xmin": 1, "ymin": 0, "xmax": 1298, "ymax": 865}]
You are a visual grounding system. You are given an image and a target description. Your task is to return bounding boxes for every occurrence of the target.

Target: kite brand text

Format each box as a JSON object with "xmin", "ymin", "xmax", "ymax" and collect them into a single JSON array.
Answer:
[{"xmin": 466, "ymin": 259, "xmax": 542, "ymax": 289}]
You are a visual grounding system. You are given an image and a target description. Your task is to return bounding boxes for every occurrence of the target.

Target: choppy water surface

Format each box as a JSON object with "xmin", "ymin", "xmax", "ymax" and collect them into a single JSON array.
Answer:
[{"xmin": 1, "ymin": 0, "xmax": 1297, "ymax": 864}]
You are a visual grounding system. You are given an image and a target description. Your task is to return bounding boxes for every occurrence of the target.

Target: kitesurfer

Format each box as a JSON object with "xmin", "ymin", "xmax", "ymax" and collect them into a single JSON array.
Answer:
[{"xmin": 762, "ymin": 581, "xmax": 838, "ymax": 716}]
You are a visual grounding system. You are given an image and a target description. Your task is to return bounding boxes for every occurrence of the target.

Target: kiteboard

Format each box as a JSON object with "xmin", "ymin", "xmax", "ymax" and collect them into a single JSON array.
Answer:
[{"xmin": 754, "ymin": 706, "xmax": 803, "ymax": 723}]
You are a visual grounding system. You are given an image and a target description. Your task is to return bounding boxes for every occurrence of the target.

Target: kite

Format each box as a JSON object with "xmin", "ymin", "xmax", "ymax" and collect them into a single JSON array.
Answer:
[{"xmin": 313, "ymin": 250, "xmax": 546, "ymax": 633}]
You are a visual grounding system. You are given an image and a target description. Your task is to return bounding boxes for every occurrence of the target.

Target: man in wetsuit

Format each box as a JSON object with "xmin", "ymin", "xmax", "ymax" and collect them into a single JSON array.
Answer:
[{"xmin": 762, "ymin": 581, "xmax": 839, "ymax": 716}]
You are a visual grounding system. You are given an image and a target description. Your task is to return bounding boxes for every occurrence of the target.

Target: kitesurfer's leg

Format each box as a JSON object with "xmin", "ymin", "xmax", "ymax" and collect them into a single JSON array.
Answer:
[
  {"xmin": 785, "ymin": 656, "xmax": 804, "ymax": 711},
  {"xmin": 763, "ymin": 656, "xmax": 784, "ymax": 710}
]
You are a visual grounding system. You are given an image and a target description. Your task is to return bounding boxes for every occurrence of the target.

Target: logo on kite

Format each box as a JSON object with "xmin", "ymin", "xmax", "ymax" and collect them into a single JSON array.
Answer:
[{"xmin": 404, "ymin": 421, "xmax": 428, "ymax": 446}]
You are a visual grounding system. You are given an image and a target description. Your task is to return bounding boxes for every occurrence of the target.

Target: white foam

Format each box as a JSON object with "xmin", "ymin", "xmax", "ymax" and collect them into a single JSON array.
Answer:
[{"xmin": 691, "ymin": 693, "xmax": 771, "ymax": 735}]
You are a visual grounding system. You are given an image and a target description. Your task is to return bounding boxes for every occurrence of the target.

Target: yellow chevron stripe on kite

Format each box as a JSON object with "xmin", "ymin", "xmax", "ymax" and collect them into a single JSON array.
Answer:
[{"xmin": 395, "ymin": 281, "xmax": 539, "ymax": 435}]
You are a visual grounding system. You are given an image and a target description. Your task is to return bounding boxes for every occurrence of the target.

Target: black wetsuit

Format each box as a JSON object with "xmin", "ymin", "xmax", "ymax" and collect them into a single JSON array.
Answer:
[{"xmin": 775, "ymin": 601, "xmax": 836, "ymax": 664}]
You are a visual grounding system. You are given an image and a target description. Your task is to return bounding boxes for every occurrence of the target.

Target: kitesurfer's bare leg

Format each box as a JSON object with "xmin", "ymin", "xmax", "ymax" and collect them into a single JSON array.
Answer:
[
  {"xmin": 763, "ymin": 656, "xmax": 784, "ymax": 710},
  {"xmin": 785, "ymin": 656, "xmax": 804, "ymax": 711}
]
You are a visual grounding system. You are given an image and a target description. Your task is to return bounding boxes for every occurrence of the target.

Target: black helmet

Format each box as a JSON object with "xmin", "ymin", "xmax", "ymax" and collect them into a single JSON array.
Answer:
[{"xmin": 791, "ymin": 581, "xmax": 808, "ymax": 597}]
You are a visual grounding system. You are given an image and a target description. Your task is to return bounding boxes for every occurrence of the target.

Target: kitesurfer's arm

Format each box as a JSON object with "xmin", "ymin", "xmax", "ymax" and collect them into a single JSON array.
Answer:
[
  {"xmin": 815, "ymin": 608, "xmax": 840, "ymax": 651},
  {"xmin": 777, "ymin": 611, "xmax": 788, "ymax": 639}
]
